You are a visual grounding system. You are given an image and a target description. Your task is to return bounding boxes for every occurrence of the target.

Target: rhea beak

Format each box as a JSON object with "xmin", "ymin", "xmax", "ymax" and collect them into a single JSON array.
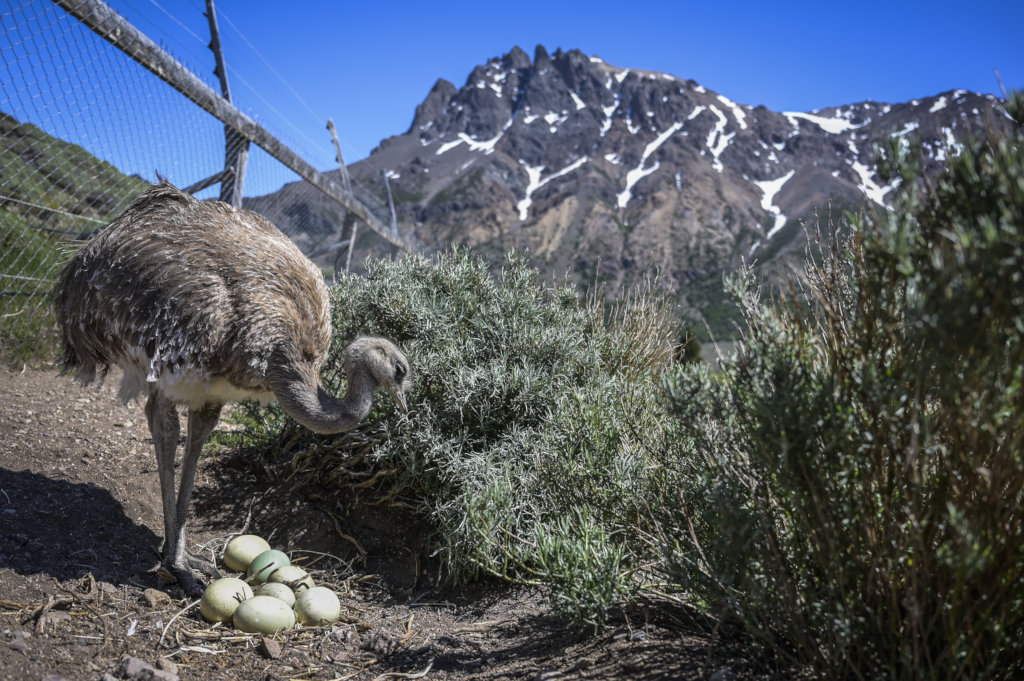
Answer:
[{"xmin": 389, "ymin": 386, "xmax": 408, "ymax": 413}]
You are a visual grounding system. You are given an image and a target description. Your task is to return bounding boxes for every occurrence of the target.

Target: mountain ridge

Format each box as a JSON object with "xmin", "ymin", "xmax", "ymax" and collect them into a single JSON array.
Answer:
[{"xmin": 250, "ymin": 45, "xmax": 1008, "ymax": 329}]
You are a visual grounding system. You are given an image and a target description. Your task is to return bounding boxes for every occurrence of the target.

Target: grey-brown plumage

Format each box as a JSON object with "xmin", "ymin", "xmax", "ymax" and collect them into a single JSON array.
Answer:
[{"xmin": 54, "ymin": 181, "xmax": 410, "ymax": 596}]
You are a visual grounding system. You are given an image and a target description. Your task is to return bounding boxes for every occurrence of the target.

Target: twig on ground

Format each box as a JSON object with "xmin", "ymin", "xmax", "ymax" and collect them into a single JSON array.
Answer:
[
  {"xmin": 159, "ymin": 599, "xmax": 201, "ymax": 647},
  {"xmin": 372, "ymin": 658, "xmax": 434, "ymax": 681},
  {"xmin": 325, "ymin": 509, "xmax": 367, "ymax": 562}
]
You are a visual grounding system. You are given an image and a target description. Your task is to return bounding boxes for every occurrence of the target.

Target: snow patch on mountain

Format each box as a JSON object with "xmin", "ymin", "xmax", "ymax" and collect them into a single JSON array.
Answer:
[
  {"xmin": 705, "ymin": 106, "xmax": 734, "ymax": 172},
  {"xmin": 434, "ymin": 130, "xmax": 505, "ymax": 156},
  {"xmin": 755, "ymin": 170, "xmax": 795, "ymax": 239},
  {"xmin": 436, "ymin": 138, "xmax": 463, "ymax": 155},
  {"xmin": 785, "ymin": 111, "xmax": 863, "ymax": 134},
  {"xmin": 618, "ymin": 122, "xmax": 683, "ymax": 208},
  {"xmin": 717, "ymin": 94, "xmax": 748, "ymax": 130},
  {"xmin": 892, "ymin": 120, "xmax": 920, "ymax": 137},
  {"xmin": 518, "ymin": 157, "xmax": 589, "ymax": 220},
  {"xmin": 544, "ymin": 111, "xmax": 569, "ymax": 133},
  {"xmin": 850, "ymin": 161, "xmax": 899, "ymax": 205}
]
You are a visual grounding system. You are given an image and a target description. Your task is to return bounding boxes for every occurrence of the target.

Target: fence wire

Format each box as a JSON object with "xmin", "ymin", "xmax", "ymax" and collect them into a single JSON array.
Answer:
[{"xmin": 0, "ymin": 0, "xmax": 387, "ymax": 361}]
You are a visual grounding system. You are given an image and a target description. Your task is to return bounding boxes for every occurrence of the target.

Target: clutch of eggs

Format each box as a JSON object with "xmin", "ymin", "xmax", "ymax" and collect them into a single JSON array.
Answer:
[{"xmin": 201, "ymin": 535, "xmax": 340, "ymax": 630}]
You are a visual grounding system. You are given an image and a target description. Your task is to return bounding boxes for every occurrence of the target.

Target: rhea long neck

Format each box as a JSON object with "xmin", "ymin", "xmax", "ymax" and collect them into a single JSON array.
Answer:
[{"xmin": 270, "ymin": 366, "xmax": 376, "ymax": 435}]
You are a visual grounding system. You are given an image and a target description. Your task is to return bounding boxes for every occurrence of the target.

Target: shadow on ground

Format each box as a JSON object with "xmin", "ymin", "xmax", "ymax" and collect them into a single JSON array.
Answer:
[{"xmin": 0, "ymin": 467, "xmax": 160, "ymax": 585}]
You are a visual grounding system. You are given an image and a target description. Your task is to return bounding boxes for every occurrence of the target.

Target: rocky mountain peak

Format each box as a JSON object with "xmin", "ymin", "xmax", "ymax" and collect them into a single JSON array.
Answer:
[
  {"xmin": 408, "ymin": 78, "xmax": 457, "ymax": 135},
  {"xmin": 257, "ymin": 45, "xmax": 1009, "ymax": 327}
]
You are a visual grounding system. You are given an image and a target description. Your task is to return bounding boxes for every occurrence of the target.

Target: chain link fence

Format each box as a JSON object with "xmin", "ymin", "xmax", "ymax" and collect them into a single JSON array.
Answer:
[{"xmin": 1, "ymin": 0, "xmax": 405, "ymax": 362}]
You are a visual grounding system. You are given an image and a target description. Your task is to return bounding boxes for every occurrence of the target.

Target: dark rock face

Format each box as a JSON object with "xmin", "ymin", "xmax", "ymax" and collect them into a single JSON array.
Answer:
[{"xmin": 255, "ymin": 45, "xmax": 1007, "ymax": 298}]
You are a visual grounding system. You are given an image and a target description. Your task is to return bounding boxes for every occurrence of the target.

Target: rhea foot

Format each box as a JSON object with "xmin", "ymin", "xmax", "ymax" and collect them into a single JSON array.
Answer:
[
  {"xmin": 186, "ymin": 551, "xmax": 223, "ymax": 579},
  {"xmin": 158, "ymin": 551, "xmax": 222, "ymax": 598}
]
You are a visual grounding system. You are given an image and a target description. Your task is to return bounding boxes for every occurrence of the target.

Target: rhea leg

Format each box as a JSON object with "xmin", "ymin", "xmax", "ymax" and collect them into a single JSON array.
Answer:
[
  {"xmin": 146, "ymin": 392, "xmax": 223, "ymax": 597},
  {"xmin": 145, "ymin": 391, "xmax": 190, "ymax": 590},
  {"xmin": 173, "ymin": 403, "xmax": 224, "ymax": 582}
]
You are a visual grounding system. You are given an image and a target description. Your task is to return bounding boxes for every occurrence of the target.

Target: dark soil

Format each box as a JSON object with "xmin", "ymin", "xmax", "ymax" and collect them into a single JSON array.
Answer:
[{"xmin": 0, "ymin": 366, "xmax": 777, "ymax": 681}]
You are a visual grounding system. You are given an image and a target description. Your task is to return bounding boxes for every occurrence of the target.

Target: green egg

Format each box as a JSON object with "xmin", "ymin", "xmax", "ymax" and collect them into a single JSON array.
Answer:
[
  {"xmin": 232, "ymin": 595, "xmax": 296, "ymax": 634},
  {"xmin": 254, "ymin": 582, "xmax": 296, "ymax": 607},
  {"xmin": 222, "ymin": 534, "xmax": 271, "ymax": 572},
  {"xmin": 246, "ymin": 549, "xmax": 290, "ymax": 584},
  {"xmin": 294, "ymin": 586, "xmax": 341, "ymax": 626},
  {"xmin": 200, "ymin": 577, "xmax": 252, "ymax": 623},
  {"xmin": 267, "ymin": 564, "xmax": 314, "ymax": 593}
]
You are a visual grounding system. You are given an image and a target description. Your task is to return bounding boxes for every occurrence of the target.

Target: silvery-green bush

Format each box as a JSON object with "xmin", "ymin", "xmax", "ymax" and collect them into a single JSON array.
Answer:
[
  {"xmin": 249, "ymin": 249, "xmax": 679, "ymax": 628},
  {"xmin": 664, "ymin": 93, "xmax": 1024, "ymax": 679}
]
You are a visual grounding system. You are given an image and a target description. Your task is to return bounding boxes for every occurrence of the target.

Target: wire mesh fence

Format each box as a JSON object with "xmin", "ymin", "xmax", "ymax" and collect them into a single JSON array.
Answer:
[{"xmin": 0, "ymin": 0, "xmax": 403, "ymax": 362}]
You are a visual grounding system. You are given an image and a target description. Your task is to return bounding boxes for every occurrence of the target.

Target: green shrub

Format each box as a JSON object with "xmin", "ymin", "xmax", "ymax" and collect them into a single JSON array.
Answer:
[
  {"xmin": 663, "ymin": 94, "xmax": 1024, "ymax": 679},
  {"xmin": 247, "ymin": 248, "xmax": 678, "ymax": 627}
]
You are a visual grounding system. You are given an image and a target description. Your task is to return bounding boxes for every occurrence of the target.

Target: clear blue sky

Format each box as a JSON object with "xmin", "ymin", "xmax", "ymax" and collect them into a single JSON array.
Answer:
[{"xmin": 85, "ymin": 0, "xmax": 1024, "ymax": 169}]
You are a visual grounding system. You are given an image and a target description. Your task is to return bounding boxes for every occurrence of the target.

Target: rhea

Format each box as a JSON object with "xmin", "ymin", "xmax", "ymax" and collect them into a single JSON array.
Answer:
[{"xmin": 54, "ymin": 181, "xmax": 410, "ymax": 597}]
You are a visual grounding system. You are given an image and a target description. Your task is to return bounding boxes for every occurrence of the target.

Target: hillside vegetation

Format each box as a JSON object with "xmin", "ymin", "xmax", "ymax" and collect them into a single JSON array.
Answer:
[
  {"xmin": 0, "ymin": 112, "xmax": 147, "ymax": 363},
  {"xmin": 243, "ymin": 92, "xmax": 1024, "ymax": 679}
]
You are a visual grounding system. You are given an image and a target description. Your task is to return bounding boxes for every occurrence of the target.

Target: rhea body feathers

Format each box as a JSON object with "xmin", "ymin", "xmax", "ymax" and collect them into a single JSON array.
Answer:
[
  {"xmin": 57, "ymin": 182, "xmax": 329, "ymax": 408},
  {"xmin": 55, "ymin": 181, "xmax": 410, "ymax": 595}
]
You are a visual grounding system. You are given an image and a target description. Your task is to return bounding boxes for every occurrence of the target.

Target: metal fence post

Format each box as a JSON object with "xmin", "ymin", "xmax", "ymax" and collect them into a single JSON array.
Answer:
[
  {"xmin": 205, "ymin": 0, "xmax": 248, "ymax": 207},
  {"xmin": 327, "ymin": 118, "xmax": 357, "ymax": 275}
]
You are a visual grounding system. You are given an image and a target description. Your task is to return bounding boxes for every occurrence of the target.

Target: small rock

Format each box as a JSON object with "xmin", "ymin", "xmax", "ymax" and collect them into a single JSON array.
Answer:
[
  {"xmin": 329, "ymin": 627, "xmax": 351, "ymax": 643},
  {"xmin": 142, "ymin": 588, "xmax": 171, "ymax": 608},
  {"xmin": 259, "ymin": 637, "xmax": 283, "ymax": 659},
  {"xmin": 101, "ymin": 674, "xmax": 119, "ymax": 681},
  {"xmin": 37, "ymin": 609, "xmax": 71, "ymax": 631},
  {"xmin": 155, "ymin": 658, "xmax": 178, "ymax": 675},
  {"xmin": 138, "ymin": 670, "xmax": 179, "ymax": 681},
  {"xmin": 536, "ymin": 670, "xmax": 561, "ymax": 681},
  {"xmin": 41, "ymin": 675, "xmax": 70, "ymax": 681},
  {"xmin": 118, "ymin": 654, "xmax": 155, "ymax": 678},
  {"xmin": 363, "ymin": 630, "xmax": 398, "ymax": 657},
  {"xmin": 7, "ymin": 637, "xmax": 30, "ymax": 654},
  {"xmin": 709, "ymin": 668, "xmax": 736, "ymax": 681}
]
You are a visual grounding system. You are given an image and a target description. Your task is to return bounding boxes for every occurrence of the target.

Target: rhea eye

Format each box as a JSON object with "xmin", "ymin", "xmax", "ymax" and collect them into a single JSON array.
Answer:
[{"xmin": 395, "ymin": 363, "xmax": 407, "ymax": 380}]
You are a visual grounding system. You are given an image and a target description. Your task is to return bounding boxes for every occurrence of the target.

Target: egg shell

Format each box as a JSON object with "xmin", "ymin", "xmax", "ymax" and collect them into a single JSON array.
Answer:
[
  {"xmin": 267, "ymin": 565, "xmax": 315, "ymax": 593},
  {"xmin": 232, "ymin": 595, "xmax": 296, "ymax": 634},
  {"xmin": 254, "ymin": 582, "xmax": 296, "ymax": 607},
  {"xmin": 294, "ymin": 586, "xmax": 341, "ymax": 626},
  {"xmin": 223, "ymin": 535, "xmax": 271, "ymax": 572},
  {"xmin": 246, "ymin": 549, "xmax": 291, "ymax": 584},
  {"xmin": 200, "ymin": 578, "xmax": 253, "ymax": 623}
]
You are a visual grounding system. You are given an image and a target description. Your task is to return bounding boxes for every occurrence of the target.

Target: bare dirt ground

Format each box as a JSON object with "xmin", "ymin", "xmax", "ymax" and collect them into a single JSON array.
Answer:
[{"xmin": 0, "ymin": 366, "xmax": 778, "ymax": 681}]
